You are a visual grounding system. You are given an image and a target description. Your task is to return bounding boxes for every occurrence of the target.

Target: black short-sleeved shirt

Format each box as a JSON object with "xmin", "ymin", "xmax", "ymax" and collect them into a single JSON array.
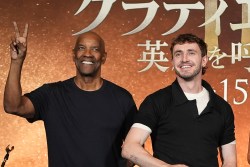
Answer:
[
  {"xmin": 135, "ymin": 79, "xmax": 235, "ymax": 166},
  {"xmin": 25, "ymin": 78, "xmax": 137, "ymax": 167}
]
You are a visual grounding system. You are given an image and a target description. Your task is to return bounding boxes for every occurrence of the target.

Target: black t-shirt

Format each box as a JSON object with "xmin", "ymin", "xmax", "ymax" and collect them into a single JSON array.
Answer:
[
  {"xmin": 135, "ymin": 79, "xmax": 235, "ymax": 166},
  {"xmin": 25, "ymin": 78, "xmax": 137, "ymax": 167}
]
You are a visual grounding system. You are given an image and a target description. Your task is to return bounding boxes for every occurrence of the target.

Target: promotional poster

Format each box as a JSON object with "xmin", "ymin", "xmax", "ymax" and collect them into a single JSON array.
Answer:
[{"xmin": 0, "ymin": 0, "xmax": 249, "ymax": 166}]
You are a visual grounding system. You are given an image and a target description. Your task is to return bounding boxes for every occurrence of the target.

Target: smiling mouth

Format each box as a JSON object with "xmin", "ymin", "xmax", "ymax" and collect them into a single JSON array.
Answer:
[
  {"xmin": 81, "ymin": 61, "xmax": 94, "ymax": 65},
  {"xmin": 180, "ymin": 65, "xmax": 192, "ymax": 69}
]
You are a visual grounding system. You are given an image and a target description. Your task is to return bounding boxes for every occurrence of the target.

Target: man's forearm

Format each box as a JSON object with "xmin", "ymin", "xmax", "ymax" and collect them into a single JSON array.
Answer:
[
  {"xmin": 4, "ymin": 61, "xmax": 24, "ymax": 113},
  {"xmin": 122, "ymin": 143, "xmax": 170, "ymax": 167},
  {"xmin": 222, "ymin": 160, "xmax": 237, "ymax": 167}
]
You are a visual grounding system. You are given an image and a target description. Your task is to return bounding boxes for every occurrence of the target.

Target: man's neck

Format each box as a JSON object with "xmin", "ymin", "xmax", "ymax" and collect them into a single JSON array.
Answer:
[
  {"xmin": 74, "ymin": 76, "xmax": 103, "ymax": 91},
  {"xmin": 177, "ymin": 76, "xmax": 203, "ymax": 94}
]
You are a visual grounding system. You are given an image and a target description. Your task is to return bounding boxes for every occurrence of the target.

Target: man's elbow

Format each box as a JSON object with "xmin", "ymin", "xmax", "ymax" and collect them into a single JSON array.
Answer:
[
  {"xmin": 3, "ymin": 103, "xmax": 20, "ymax": 115},
  {"xmin": 122, "ymin": 142, "xmax": 137, "ymax": 161},
  {"xmin": 4, "ymin": 107, "xmax": 17, "ymax": 115},
  {"xmin": 121, "ymin": 143, "xmax": 130, "ymax": 159}
]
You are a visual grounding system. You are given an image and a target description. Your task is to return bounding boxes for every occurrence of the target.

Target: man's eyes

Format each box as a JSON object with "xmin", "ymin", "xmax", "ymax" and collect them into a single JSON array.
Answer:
[
  {"xmin": 174, "ymin": 52, "xmax": 196, "ymax": 57},
  {"xmin": 188, "ymin": 52, "xmax": 195, "ymax": 55},
  {"xmin": 174, "ymin": 53, "xmax": 181, "ymax": 57},
  {"xmin": 77, "ymin": 46, "xmax": 99, "ymax": 51},
  {"xmin": 92, "ymin": 47, "xmax": 100, "ymax": 51},
  {"xmin": 78, "ymin": 46, "xmax": 85, "ymax": 50}
]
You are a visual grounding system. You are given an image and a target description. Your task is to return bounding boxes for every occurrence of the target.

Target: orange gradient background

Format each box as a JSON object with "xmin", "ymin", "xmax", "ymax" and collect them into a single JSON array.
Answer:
[{"xmin": 0, "ymin": 0, "xmax": 249, "ymax": 166}]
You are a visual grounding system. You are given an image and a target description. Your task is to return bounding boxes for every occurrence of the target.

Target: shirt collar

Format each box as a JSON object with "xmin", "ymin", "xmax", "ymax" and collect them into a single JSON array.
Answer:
[{"xmin": 171, "ymin": 79, "xmax": 216, "ymax": 107}]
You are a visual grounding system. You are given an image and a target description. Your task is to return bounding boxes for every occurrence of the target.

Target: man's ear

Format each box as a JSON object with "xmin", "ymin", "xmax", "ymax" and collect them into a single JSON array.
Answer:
[
  {"xmin": 101, "ymin": 52, "xmax": 107, "ymax": 64},
  {"xmin": 202, "ymin": 55, "xmax": 208, "ymax": 67}
]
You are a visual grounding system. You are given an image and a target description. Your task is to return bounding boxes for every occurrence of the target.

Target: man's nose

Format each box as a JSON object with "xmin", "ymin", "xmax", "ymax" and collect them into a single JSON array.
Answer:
[
  {"xmin": 83, "ymin": 49, "xmax": 92, "ymax": 57},
  {"xmin": 182, "ymin": 53, "xmax": 189, "ymax": 62}
]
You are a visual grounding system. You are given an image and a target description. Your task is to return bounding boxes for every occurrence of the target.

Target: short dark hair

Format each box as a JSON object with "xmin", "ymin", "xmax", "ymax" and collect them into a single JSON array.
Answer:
[{"xmin": 170, "ymin": 33, "xmax": 208, "ymax": 75}]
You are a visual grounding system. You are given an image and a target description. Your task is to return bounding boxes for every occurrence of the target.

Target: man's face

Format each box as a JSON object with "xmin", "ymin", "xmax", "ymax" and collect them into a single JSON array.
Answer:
[
  {"xmin": 172, "ymin": 42, "xmax": 207, "ymax": 81},
  {"xmin": 73, "ymin": 33, "xmax": 106, "ymax": 77}
]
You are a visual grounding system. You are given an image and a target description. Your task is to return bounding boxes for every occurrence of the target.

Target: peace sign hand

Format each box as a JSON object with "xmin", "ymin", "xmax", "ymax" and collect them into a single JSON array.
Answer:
[{"xmin": 10, "ymin": 22, "xmax": 28, "ymax": 61}]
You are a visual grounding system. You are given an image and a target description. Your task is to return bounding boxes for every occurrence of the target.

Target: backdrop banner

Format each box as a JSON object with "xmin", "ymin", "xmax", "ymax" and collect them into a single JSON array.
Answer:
[{"xmin": 0, "ymin": 0, "xmax": 249, "ymax": 166}]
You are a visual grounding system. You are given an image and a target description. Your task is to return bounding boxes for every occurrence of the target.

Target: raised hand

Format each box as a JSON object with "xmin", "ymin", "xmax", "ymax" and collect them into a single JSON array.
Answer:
[{"xmin": 10, "ymin": 22, "xmax": 28, "ymax": 61}]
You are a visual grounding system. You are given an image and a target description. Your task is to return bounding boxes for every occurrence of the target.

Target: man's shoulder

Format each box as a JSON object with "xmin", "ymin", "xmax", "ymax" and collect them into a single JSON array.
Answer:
[
  {"xmin": 141, "ymin": 85, "xmax": 173, "ymax": 108},
  {"xmin": 103, "ymin": 80, "xmax": 136, "ymax": 106},
  {"xmin": 148, "ymin": 85, "xmax": 172, "ymax": 99},
  {"xmin": 45, "ymin": 77, "xmax": 73, "ymax": 86},
  {"xmin": 104, "ymin": 79, "xmax": 132, "ymax": 95},
  {"xmin": 213, "ymin": 93, "xmax": 232, "ymax": 110},
  {"xmin": 36, "ymin": 78, "xmax": 73, "ymax": 92}
]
